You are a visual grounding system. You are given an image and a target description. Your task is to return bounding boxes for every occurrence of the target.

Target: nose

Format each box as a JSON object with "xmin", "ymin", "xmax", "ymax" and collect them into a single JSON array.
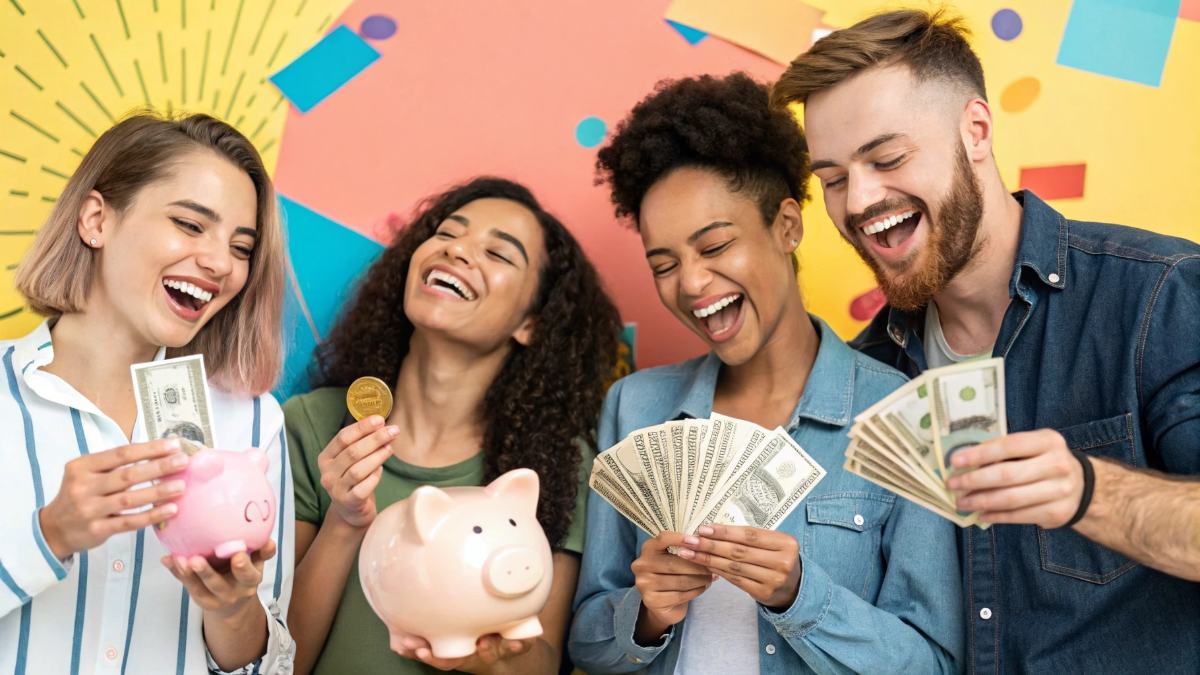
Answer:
[
  {"xmin": 845, "ymin": 166, "xmax": 888, "ymax": 223},
  {"xmin": 444, "ymin": 237, "xmax": 475, "ymax": 267},
  {"xmin": 678, "ymin": 258, "xmax": 713, "ymax": 299},
  {"xmin": 195, "ymin": 239, "xmax": 234, "ymax": 279},
  {"xmin": 482, "ymin": 546, "xmax": 544, "ymax": 598}
]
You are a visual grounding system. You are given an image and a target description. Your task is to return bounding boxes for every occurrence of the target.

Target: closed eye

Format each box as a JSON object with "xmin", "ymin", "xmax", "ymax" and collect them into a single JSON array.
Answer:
[
  {"xmin": 651, "ymin": 261, "xmax": 678, "ymax": 277},
  {"xmin": 823, "ymin": 176, "xmax": 846, "ymax": 190},
  {"xmin": 701, "ymin": 241, "xmax": 732, "ymax": 256},
  {"xmin": 875, "ymin": 154, "xmax": 906, "ymax": 170},
  {"xmin": 488, "ymin": 250, "xmax": 514, "ymax": 265},
  {"xmin": 172, "ymin": 217, "xmax": 203, "ymax": 234}
]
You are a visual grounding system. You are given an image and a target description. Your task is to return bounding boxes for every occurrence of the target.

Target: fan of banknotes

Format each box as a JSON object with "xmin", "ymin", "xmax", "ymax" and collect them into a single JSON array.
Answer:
[
  {"xmin": 845, "ymin": 357, "xmax": 1006, "ymax": 528},
  {"xmin": 590, "ymin": 414, "xmax": 827, "ymax": 535}
]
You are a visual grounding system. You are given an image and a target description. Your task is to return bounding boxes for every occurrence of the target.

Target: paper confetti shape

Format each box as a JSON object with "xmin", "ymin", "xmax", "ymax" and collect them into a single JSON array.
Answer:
[
  {"xmin": 271, "ymin": 25, "xmax": 381, "ymax": 113},
  {"xmin": 1019, "ymin": 163, "xmax": 1087, "ymax": 200},
  {"xmin": 666, "ymin": 19, "xmax": 709, "ymax": 45},
  {"xmin": 1056, "ymin": 0, "xmax": 1181, "ymax": 87},
  {"xmin": 664, "ymin": 0, "xmax": 824, "ymax": 64},
  {"xmin": 276, "ymin": 194, "xmax": 384, "ymax": 399}
]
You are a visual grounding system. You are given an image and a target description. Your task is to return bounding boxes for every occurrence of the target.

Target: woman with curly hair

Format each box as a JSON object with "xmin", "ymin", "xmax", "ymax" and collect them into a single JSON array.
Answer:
[
  {"xmin": 568, "ymin": 73, "xmax": 962, "ymax": 673},
  {"xmin": 285, "ymin": 177, "xmax": 621, "ymax": 675}
]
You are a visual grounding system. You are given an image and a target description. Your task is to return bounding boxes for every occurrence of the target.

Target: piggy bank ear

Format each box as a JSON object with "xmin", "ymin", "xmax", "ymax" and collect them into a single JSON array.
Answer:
[
  {"xmin": 190, "ymin": 451, "xmax": 224, "ymax": 480},
  {"xmin": 484, "ymin": 468, "xmax": 540, "ymax": 515},
  {"xmin": 409, "ymin": 486, "xmax": 455, "ymax": 544},
  {"xmin": 247, "ymin": 449, "xmax": 269, "ymax": 473}
]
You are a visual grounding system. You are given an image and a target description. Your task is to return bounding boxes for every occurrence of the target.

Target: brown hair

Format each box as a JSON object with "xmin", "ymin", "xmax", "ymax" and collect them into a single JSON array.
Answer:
[
  {"xmin": 16, "ymin": 112, "xmax": 285, "ymax": 395},
  {"xmin": 313, "ymin": 177, "xmax": 622, "ymax": 547},
  {"xmin": 771, "ymin": 8, "xmax": 986, "ymax": 109}
]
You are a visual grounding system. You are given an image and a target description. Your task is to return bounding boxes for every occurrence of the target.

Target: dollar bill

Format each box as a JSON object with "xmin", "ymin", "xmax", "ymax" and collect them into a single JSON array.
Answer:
[
  {"xmin": 131, "ymin": 355, "xmax": 215, "ymax": 451},
  {"xmin": 693, "ymin": 431, "xmax": 825, "ymax": 531},
  {"xmin": 929, "ymin": 358, "xmax": 1006, "ymax": 478},
  {"xmin": 590, "ymin": 465, "xmax": 657, "ymax": 535}
]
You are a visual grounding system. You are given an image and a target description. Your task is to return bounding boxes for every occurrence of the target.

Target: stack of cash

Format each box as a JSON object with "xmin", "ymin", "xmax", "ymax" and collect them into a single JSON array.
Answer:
[
  {"xmin": 845, "ymin": 358, "xmax": 1006, "ymax": 528},
  {"xmin": 590, "ymin": 414, "xmax": 826, "ymax": 535}
]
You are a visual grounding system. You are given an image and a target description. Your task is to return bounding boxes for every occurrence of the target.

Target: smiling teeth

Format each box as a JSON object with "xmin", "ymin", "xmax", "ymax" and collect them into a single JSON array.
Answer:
[
  {"xmin": 692, "ymin": 294, "xmax": 741, "ymax": 319},
  {"xmin": 426, "ymin": 269, "xmax": 476, "ymax": 300},
  {"xmin": 862, "ymin": 210, "xmax": 917, "ymax": 236},
  {"xmin": 163, "ymin": 279, "xmax": 213, "ymax": 303}
]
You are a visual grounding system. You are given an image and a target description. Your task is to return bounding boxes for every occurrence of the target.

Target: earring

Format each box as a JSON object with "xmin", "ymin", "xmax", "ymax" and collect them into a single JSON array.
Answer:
[
  {"xmin": 790, "ymin": 239, "xmax": 798, "ymax": 247},
  {"xmin": 89, "ymin": 238, "xmax": 98, "ymax": 247}
]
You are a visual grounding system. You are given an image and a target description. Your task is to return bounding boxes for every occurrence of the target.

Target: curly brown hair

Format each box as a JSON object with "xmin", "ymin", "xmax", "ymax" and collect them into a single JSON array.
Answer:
[
  {"xmin": 312, "ymin": 177, "xmax": 622, "ymax": 548},
  {"xmin": 596, "ymin": 72, "xmax": 810, "ymax": 229}
]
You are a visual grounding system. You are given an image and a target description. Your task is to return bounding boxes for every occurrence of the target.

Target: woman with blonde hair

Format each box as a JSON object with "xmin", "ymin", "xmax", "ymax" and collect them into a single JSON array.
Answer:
[{"xmin": 0, "ymin": 112, "xmax": 294, "ymax": 674}]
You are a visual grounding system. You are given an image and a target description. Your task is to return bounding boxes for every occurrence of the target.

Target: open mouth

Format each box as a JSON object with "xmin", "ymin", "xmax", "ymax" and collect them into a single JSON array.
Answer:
[
  {"xmin": 691, "ymin": 293, "xmax": 744, "ymax": 342},
  {"xmin": 862, "ymin": 209, "xmax": 921, "ymax": 250},
  {"xmin": 424, "ymin": 268, "xmax": 477, "ymax": 301},
  {"xmin": 162, "ymin": 278, "xmax": 215, "ymax": 320}
]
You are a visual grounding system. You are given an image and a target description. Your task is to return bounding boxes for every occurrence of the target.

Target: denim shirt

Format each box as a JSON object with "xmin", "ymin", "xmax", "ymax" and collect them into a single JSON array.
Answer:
[
  {"xmin": 853, "ymin": 190, "xmax": 1200, "ymax": 673},
  {"xmin": 569, "ymin": 317, "xmax": 963, "ymax": 674}
]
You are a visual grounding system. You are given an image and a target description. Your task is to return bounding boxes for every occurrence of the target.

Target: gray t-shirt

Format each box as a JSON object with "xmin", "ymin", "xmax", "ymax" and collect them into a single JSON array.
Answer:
[{"xmin": 924, "ymin": 302, "xmax": 992, "ymax": 368}]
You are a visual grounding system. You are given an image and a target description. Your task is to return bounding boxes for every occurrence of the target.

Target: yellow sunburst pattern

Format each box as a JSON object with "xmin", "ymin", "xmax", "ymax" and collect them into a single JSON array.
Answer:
[{"xmin": 0, "ymin": 0, "xmax": 351, "ymax": 336}]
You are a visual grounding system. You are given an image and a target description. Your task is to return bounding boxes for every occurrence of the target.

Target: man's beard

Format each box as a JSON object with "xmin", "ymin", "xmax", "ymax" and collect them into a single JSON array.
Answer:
[{"xmin": 844, "ymin": 144, "xmax": 984, "ymax": 312}]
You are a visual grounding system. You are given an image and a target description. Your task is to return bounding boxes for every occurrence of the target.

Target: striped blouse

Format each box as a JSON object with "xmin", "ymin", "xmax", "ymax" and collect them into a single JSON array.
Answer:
[{"xmin": 0, "ymin": 321, "xmax": 295, "ymax": 674}]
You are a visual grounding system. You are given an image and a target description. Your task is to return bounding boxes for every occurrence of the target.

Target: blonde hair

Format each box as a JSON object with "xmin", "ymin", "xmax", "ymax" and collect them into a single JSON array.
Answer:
[
  {"xmin": 771, "ymin": 8, "xmax": 986, "ymax": 109},
  {"xmin": 16, "ymin": 112, "xmax": 285, "ymax": 395}
]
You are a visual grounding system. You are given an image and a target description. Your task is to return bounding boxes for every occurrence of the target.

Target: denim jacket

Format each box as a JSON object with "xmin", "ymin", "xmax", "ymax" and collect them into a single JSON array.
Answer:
[
  {"xmin": 853, "ymin": 190, "xmax": 1200, "ymax": 673},
  {"xmin": 569, "ymin": 317, "xmax": 963, "ymax": 674}
]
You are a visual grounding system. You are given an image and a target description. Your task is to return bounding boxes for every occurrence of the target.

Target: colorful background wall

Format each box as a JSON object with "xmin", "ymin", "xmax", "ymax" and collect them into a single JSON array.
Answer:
[{"xmin": 3, "ymin": 0, "xmax": 1198, "ymax": 398}]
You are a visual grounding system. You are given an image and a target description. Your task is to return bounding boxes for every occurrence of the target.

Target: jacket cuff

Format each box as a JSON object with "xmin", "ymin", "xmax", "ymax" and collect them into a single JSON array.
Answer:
[
  {"xmin": 613, "ymin": 586, "xmax": 675, "ymax": 667},
  {"xmin": 759, "ymin": 553, "xmax": 833, "ymax": 639}
]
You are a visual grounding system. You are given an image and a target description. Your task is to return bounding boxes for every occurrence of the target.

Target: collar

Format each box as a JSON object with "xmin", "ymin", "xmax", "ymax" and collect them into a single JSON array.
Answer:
[
  {"xmin": 883, "ymin": 189, "xmax": 1069, "ymax": 349},
  {"xmin": 673, "ymin": 315, "xmax": 856, "ymax": 429}
]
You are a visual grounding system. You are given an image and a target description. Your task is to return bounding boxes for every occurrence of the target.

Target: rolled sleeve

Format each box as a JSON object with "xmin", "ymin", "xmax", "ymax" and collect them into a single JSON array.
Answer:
[{"xmin": 1140, "ymin": 256, "xmax": 1200, "ymax": 475}]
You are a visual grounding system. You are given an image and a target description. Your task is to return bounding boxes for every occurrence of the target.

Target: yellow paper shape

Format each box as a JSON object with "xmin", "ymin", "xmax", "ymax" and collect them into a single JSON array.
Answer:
[{"xmin": 665, "ymin": 0, "xmax": 825, "ymax": 64}]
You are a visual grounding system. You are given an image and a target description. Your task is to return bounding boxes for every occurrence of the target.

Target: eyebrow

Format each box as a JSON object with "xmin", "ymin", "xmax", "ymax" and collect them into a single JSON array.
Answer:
[
  {"xmin": 810, "ymin": 133, "xmax": 907, "ymax": 171},
  {"xmin": 645, "ymin": 221, "xmax": 733, "ymax": 258},
  {"xmin": 169, "ymin": 199, "xmax": 221, "ymax": 223},
  {"xmin": 444, "ymin": 213, "xmax": 528, "ymax": 264}
]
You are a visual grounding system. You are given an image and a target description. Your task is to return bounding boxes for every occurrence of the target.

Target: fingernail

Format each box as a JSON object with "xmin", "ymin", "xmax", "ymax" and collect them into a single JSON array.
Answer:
[
  {"xmin": 698, "ymin": 525, "xmax": 714, "ymax": 536},
  {"xmin": 162, "ymin": 503, "xmax": 178, "ymax": 515},
  {"xmin": 164, "ymin": 480, "xmax": 186, "ymax": 494},
  {"xmin": 675, "ymin": 548, "xmax": 695, "ymax": 559},
  {"xmin": 164, "ymin": 438, "xmax": 181, "ymax": 451},
  {"xmin": 169, "ymin": 453, "xmax": 189, "ymax": 469},
  {"xmin": 370, "ymin": 416, "xmax": 383, "ymax": 427},
  {"xmin": 952, "ymin": 454, "xmax": 968, "ymax": 467},
  {"xmin": 946, "ymin": 478, "xmax": 961, "ymax": 490},
  {"xmin": 957, "ymin": 498, "xmax": 973, "ymax": 509},
  {"xmin": 387, "ymin": 426, "xmax": 400, "ymax": 437},
  {"xmin": 175, "ymin": 556, "xmax": 188, "ymax": 568},
  {"xmin": 683, "ymin": 535, "xmax": 699, "ymax": 546}
]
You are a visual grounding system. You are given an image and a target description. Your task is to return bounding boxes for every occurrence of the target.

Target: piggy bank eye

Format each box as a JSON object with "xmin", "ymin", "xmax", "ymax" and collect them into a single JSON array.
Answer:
[
  {"xmin": 472, "ymin": 526, "xmax": 483, "ymax": 534},
  {"xmin": 509, "ymin": 518, "xmax": 517, "ymax": 527}
]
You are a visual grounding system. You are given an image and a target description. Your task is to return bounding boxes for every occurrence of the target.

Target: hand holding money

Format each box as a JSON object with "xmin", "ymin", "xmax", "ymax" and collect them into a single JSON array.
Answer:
[
  {"xmin": 39, "ymin": 438, "xmax": 189, "ymax": 558},
  {"xmin": 675, "ymin": 523, "xmax": 802, "ymax": 610},
  {"xmin": 945, "ymin": 428, "xmax": 1084, "ymax": 528},
  {"xmin": 844, "ymin": 358, "xmax": 1007, "ymax": 528},
  {"xmin": 318, "ymin": 415, "xmax": 399, "ymax": 528},
  {"xmin": 631, "ymin": 532, "xmax": 713, "ymax": 645}
]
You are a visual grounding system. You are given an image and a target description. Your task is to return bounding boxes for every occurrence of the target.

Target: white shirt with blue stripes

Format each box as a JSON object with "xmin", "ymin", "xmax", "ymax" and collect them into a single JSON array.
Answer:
[{"xmin": 0, "ymin": 321, "xmax": 295, "ymax": 675}]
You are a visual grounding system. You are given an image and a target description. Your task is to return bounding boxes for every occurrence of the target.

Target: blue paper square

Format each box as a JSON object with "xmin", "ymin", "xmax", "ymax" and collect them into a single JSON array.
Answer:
[
  {"xmin": 1056, "ymin": 0, "xmax": 1181, "ymax": 87},
  {"xmin": 270, "ymin": 25, "xmax": 381, "ymax": 113}
]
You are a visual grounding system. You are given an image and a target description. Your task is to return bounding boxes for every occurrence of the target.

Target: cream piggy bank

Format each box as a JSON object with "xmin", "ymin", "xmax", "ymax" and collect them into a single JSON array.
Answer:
[{"xmin": 359, "ymin": 468, "xmax": 553, "ymax": 658}]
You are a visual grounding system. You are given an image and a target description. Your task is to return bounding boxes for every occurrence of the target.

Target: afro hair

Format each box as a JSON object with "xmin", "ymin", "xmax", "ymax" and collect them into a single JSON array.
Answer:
[{"xmin": 596, "ymin": 72, "xmax": 810, "ymax": 229}]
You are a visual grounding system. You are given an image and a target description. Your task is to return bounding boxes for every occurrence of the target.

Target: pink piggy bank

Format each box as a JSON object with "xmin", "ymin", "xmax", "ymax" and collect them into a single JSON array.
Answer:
[
  {"xmin": 154, "ymin": 448, "xmax": 276, "ymax": 560},
  {"xmin": 359, "ymin": 468, "xmax": 553, "ymax": 659}
]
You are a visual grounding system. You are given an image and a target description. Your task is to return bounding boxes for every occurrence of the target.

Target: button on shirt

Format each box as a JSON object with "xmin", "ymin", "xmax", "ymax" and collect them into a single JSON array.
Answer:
[
  {"xmin": 853, "ymin": 190, "xmax": 1200, "ymax": 673},
  {"xmin": 0, "ymin": 322, "xmax": 296, "ymax": 674},
  {"xmin": 568, "ymin": 317, "xmax": 963, "ymax": 674}
]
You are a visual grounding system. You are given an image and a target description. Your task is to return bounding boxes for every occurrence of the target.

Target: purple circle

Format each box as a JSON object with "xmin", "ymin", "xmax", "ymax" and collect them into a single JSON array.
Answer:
[
  {"xmin": 991, "ymin": 9, "xmax": 1022, "ymax": 41},
  {"xmin": 359, "ymin": 14, "xmax": 396, "ymax": 40}
]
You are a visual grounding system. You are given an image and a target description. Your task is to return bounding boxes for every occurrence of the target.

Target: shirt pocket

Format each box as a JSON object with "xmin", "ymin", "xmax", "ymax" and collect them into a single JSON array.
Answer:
[
  {"xmin": 1037, "ymin": 412, "xmax": 1138, "ymax": 584},
  {"xmin": 805, "ymin": 493, "xmax": 894, "ymax": 598}
]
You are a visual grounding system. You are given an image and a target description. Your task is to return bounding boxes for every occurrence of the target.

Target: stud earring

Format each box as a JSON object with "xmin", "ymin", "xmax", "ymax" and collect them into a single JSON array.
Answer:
[
  {"xmin": 790, "ymin": 239, "xmax": 798, "ymax": 247},
  {"xmin": 89, "ymin": 238, "xmax": 98, "ymax": 246}
]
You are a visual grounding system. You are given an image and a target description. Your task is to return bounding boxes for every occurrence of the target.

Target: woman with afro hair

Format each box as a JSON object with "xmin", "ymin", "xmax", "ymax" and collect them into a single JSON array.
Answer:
[
  {"xmin": 568, "ymin": 73, "xmax": 962, "ymax": 674},
  {"xmin": 284, "ymin": 177, "xmax": 622, "ymax": 675}
]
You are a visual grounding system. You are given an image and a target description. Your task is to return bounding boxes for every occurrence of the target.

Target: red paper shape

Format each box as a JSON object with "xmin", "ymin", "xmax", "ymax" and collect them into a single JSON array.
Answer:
[
  {"xmin": 1182, "ymin": 0, "xmax": 1200, "ymax": 22},
  {"xmin": 849, "ymin": 287, "xmax": 887, "ymax": 321},
  {"xmin": 1018, "ymin": 163, "xmax": 1086, "ymax": 200}
]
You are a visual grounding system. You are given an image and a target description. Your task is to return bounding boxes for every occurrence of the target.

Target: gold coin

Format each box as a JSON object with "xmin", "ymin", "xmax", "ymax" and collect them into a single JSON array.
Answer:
[{"xmin": 347, "ymin": 376, "xmax": 394, "ymax": 421}]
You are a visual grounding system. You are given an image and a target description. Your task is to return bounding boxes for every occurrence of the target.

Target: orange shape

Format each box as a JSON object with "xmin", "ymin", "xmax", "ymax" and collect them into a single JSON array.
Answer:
[
  {"xmin": 1000, "ymin": 77, "xmax": 1041, "ymax": 113},
  {"xmin": 1182, "ymin": 0, "xmax": 1200, "ymax": 22},
  {"xmin": 1019, "ymin": 164, "xmax": 1086, "ymax": 200}
]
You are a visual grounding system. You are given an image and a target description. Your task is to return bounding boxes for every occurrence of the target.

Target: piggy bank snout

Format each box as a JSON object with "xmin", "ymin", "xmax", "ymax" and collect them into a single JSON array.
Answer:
[{"xmin": 482, "ymin": 547, "xmax": 544, "ymax": 599}]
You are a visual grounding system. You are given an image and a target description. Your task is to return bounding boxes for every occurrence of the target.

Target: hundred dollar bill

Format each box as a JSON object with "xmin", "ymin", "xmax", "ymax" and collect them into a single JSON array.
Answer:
[
  {"xmin": 131, "ymin": 355, "xmax": 215, "ymax": 452},
  {"xmin": 693, "ymin": 432, "xmax": 825, "ymax": 532},
  {"xmin": 686, "ymin": 416, "xmax": 733, "ymax": 527},
  {"xmin": 590, "ymin": 466, "xmax": 657, "ymax": 535},
  {"xmin": 930, "ymin": 358, "xmax": 1006, "ymax": 478},
  {"xmin": 610, "ymin": 439, "xmax": 668, "ymax": 532}
]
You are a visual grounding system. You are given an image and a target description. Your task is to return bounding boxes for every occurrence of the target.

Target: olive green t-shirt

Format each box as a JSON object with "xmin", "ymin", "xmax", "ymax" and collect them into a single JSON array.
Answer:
[{"xmin": 284, "ymin": 386, "xmax": 591, "ymax": 675}]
